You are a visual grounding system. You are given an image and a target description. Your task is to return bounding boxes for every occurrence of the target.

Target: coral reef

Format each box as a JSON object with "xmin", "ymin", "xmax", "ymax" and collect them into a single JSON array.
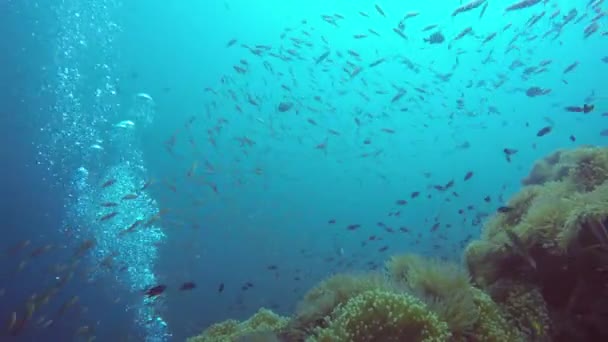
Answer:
[
  {"xmin": 310, "ymin": 290, "xmax": 450, "ymax": 342},
  {"xmin": 188, "ymin": 147, "xmax": 608, "ymax": 342},
  {"xmin": 466, "ymin": 146, "xmax": 608, "ymax": 341},
  {"xmin": 387, "ymin": 254, "xmax": 478, "ymax": 335},
  {"xmin": 187, "ymin": 308, "xmax": 288, "ymax": 342}
]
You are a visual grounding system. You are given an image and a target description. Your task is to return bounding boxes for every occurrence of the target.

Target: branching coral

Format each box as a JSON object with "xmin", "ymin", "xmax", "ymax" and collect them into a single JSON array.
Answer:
[{"xmin": 310, "ymin": 289, "xmax": 451, "ymax": 342}]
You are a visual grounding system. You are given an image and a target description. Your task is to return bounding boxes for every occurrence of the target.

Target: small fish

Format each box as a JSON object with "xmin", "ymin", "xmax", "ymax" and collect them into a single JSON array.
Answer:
[
  {"xmin": 350, "ymin": 66, "xmax": 363, "ymax": 79},
  {"xmin": 114, "ymin": 120, "xmax": 135, "ymax": 129},
  {"xmin": 101, "ymin": 179, "xmax": 117, "ymax": 188},
  {"xmin": 144, "ymin": 285, "xmax": 167, "ymax": 298},
  {"xmin": 536, "ymin": 126, "xmax": 552, "ymax": 137},
  {"xmin": 369, "ymin": 58, "xmax": 385, "ymax": 68},
  {"xmin": 121, "ymin": 193, "xmax": 138, "ymax": 201},
  {"xmin": 315, "ymin": 51, "xmax": 330, "ymax": 64},
  {"xmin": 453, "ymin": 27, "xmax": 473, "ymax": 41},
  {"xmin": 411, "ymin": 191, "xmax": 420, "ymax": 198},
  {"xmin": 218, "ymin": 283, "xmax": 224, "ymax": 293},
  {"xmin": 464, "ymin": 171, "xmax": 474, "ymax": 181},
  {"xmin": 395, "ymin": 199, "xmax": 408, "ymax": 205},
  {"xmin": 140, "ymin": 178, "xmax": 155, "ymax": 191},
  {"xmin": 569, "ymin": 135, "xmax": 576, "ymax": 142},
  {"xmin": 424, "ymin": 32, "xmax": 445, "ymax": 44},
  {"xmin": 99, "ymin": 212, "xmax": 118, "ymax": 222},
  {"xmin": 277, "ymin": 102, "xmax": 294, "ymax": 112},
  {"xmin": 100, "ymin": 202, "xmax": 118, "ymax": 207},
  {"xmin": 563, "ymin": 61, "xmax": 579, "ymax": 74},
  {"xmin": 505, "ymin": 0, "xmax": 542, "ymax": 12},
  {"xmin": 55, "ymin": 296, "xmax": 79, "ymax": 318},
  {"xmin": 525, "ymin": 86, "xmax": 550, "ymax": 97},
  {"xmin": 374, "ymin": 4, "xmax": 385, "ymax": 17},
  {"xmin": 30, "ymin": 244, "xmax": 53, "ymax": 257},
  {"xmin": 479, "ymin": 1, "xmax": 489, "ymax": 18},
  {"xmin": 328, "ymin": 219, "xmax": 336, "ymax": 224},
  {"xmin": 565, "ymin": 104, "xmax": 594, "ymax": 113},
  {"xmin": 497, "ymin": 206, "xmax": 513, "ymax": 213},
  {"xmin": 391, "ymin": 90, "xmax": 406, "ymax": 103},
  {"xmin": 452, "ymin": 0, "xmax": 487, "ymax": 17},
  {"xmin": 179, "ymin": 282, "xmax": 196, "ymax": 291},
  {"xmin": 346, "ymin": 224, "xmax": 361, "ymax": 231}
]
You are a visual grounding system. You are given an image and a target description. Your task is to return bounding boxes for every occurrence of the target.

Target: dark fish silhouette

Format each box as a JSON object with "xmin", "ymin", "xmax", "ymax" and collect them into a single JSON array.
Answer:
[
  {"xmin": 277, "ymin": 102, "xmax": 294, "ymax": 112},
  {"xmin": 144, "ymin": 285, "xmax": 167, "ymax": 298},
  {"xmin": 179, "ymin": 282, "xmax": 196, "ymax": 291},
  {"xmin": 536, "ymin": 126, "xmax": 552, "ymax": 137},
  {"xmin": 424, "ymin": 32, "xmax": 445, "ymax": 44}
]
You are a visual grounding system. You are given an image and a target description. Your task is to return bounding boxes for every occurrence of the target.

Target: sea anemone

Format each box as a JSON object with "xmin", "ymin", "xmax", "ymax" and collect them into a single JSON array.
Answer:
[
  {"xmin": 310, "ymin": 289, "xmax": 451, "ymax": 342},
  {"xmin": 187, "ymin": 308, "xmax": 288, "ymax": 342},
  {"xmin": 386, "ymin": 254, "xmax": 479, "ymax": 335}
]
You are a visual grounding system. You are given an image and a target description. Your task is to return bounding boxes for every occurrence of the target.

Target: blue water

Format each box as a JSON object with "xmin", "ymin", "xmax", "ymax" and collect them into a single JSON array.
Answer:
[{"xmin": 1, "ymin": 0, "xmax": 607, "ymax": 341}]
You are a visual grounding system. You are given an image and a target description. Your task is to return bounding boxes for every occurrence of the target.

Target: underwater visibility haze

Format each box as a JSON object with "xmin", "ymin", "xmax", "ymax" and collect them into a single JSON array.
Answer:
[{"xmin": 2, "ymin": 0, "xmax": 608, "ymax": 341}]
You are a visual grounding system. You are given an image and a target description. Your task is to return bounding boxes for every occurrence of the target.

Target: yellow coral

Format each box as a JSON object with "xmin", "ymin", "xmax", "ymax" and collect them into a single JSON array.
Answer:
[
  {"xmin": 514, "ymin": 181, "xmax": 574, "ymax": 252},
  {"xmin": 482, "ymin": 186, "xmax": 541, "ymax": 240},
  {"xmin": 522, "ymin": 147, "xmax": 608, "ymax": 190},
  {"xmin": 387, "ymin": 254, "xmax": 479, "ymax": 334},
  {"xmin": 558, "ymin": 182, "xmax": 608, "ymax": 250},
  {"xmin": 187, "ymin": 308, "xmax": 288, "ymax": 342},
  {"xmin": 189, "ymin": 320, "xmax": 239, "ymax": 342},
  {"xmin": 565, "ymin": 147, "xmax": 608, "ymax": 192},
  {"xmin": 465, "ymin": 288, "xmax": 525, "ymax": 342},
  {"xmin": 464, "ymin": 240, "xmax": 502, "ymax": 287},
  {"xmin": 522, "ymin": 158, "xmax": 554, "ymax": 185},
  {"xmin": 310, "ymin": 289, "xmax": 451, "ymax": 342},
  {"xmin": 293, "ymin": 273, "xmax": 386, "ymax": 330},
  {"xmin": 500, "ymin": 284, "xmax": 550, "ymax": 341}
]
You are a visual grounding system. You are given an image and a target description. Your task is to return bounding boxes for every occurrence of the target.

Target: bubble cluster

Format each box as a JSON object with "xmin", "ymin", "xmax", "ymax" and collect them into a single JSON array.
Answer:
[{"xmin": 38, "ymin": 1, "xmax": 169, "ymax": 340}]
